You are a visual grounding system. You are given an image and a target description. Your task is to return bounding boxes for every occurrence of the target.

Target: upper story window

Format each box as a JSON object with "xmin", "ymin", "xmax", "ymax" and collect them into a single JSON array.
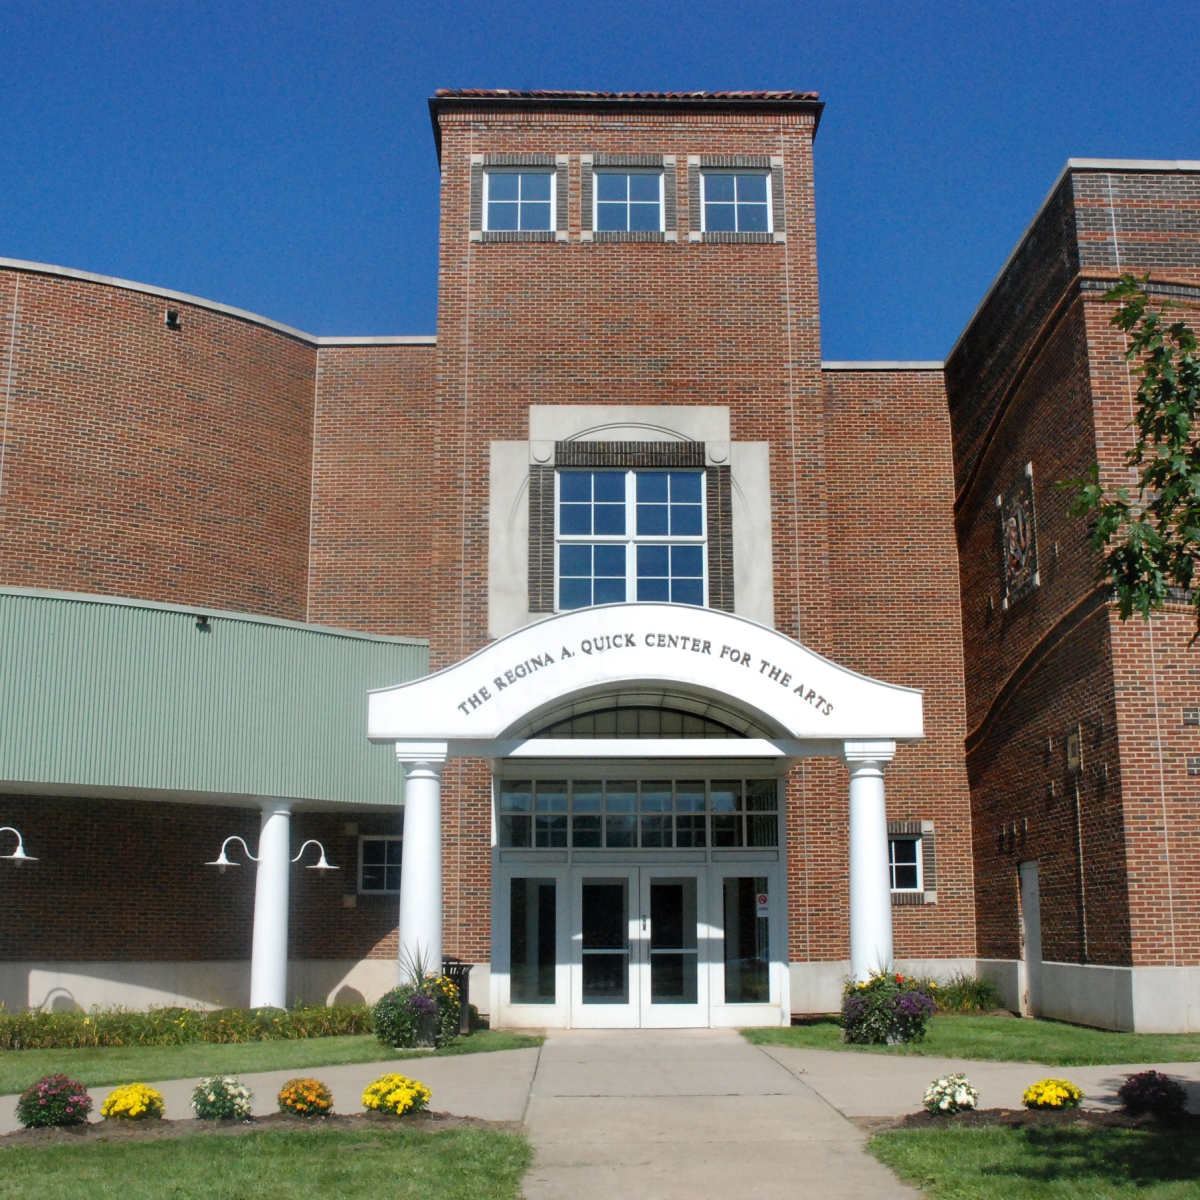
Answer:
[
  {"xmin": 556, "ymin": 469, "xmax": 706, "ymax": 611},
  {"xmin": 594, "ymin": 170, "xmax": 662, "ymax": 232},
  {"xmin": 485, "ymin": 169, "xmax": 555, "ymax": 231},
  {"xmin": 701, "ymin": 171, "xmax": 771, "ymax": 233},
  {"xmin": 889, "ymin": 836, "xmax": 922, "ymax": 892}
]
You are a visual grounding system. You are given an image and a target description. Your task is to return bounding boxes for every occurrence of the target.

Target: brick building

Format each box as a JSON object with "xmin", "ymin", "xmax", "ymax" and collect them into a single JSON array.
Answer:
[{"xmin": 0, "ymin": 90, "xmax": 1197, "ymax": 1030}]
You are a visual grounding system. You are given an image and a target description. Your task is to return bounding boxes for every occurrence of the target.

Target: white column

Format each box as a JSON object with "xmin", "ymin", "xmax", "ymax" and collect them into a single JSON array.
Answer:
[
  {"xmin": 843, "ymin": 741, "xmax": 896, "ymax": 983},
  {"xmin": 249, "ymin": 802, "xmax": 292, "ymax": 1009},
  {"xmin": 396, "ymin": 745, "xmax": 446, "ymax": 981}
]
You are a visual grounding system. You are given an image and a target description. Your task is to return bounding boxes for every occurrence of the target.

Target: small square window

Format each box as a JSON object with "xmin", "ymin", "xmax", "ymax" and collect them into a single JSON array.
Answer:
[
  {"xmin": 889, "ymin": 837, "xmax": 922, "ymax": 891},
  {"xmin": 359, "ymin": 836, "xmax": 402, "ymax": 893},
  {"xmin": 701, "ymin": 171, "xmax": 771, "ymax": 233},
  {"xmin": 594, "ymin": 170, "xmax": 662, "ymax": 232},
  {"xmin": 485, "ymin": 169, "xmax": 555, "ymax": 232}
]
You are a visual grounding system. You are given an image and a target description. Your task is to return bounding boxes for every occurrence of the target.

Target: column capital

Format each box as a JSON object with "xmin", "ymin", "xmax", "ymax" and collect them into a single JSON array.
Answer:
[
  {"xmin": 841, "ymin": 740, "xmax": 896, "ymax": 766},
  {"xmin": 395, "ymin": 741, "xmax": 449, "ymax": 766}
]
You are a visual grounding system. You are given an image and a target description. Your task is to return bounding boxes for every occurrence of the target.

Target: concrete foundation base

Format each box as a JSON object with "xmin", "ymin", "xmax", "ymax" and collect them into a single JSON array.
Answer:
[
  {"xmin": 0, "ymin": 960, "xmax": 492, "ymax": 1014},
  {"xmin": 979, "ymin": 958, "xmax": 1200, "ymax": 1033},
  {"xmin": 789, "ymin": 958, "xmax": 979, "ymax": 1015}
]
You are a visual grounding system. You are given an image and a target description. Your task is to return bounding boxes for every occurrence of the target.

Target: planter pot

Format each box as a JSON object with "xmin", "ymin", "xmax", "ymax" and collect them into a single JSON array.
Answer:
[{"xmin": 415, "ymin": 1012, "xmax": 439, "ymax": 1048}]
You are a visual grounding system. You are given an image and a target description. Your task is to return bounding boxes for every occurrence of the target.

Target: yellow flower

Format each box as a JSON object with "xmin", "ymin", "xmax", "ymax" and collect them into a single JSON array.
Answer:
[
  {"xmin": 101, "ymin": 1083, "xmax": 165, "ymax": 1121},
  {"xmin": 1022, "ymin": 1078, "xmax": 1083, "ymax": 1109},
  {"xmin": 362, "ymin": 1073, "xmax": 431, "ymax": 1117}
]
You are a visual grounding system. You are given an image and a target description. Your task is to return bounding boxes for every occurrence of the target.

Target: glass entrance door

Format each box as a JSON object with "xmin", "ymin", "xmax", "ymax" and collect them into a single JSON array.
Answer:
[{"xmin": 570, "ymin": 867, "xmax": 708, "ymax": 1028}]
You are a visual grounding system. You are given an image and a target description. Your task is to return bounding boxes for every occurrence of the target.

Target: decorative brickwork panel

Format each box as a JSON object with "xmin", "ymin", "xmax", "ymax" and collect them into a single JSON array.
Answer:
[
  {"xmin": 664, "ymin": 160, "xmax": 677, "ymax": 232},
  {"xmin": 580, "ymin": 158, "xmax": 593, "ymax": 230},
  {"xmin": 527, "ymin": 465, "xmax": 555, "ymax": 614},
  {"xmin": 593, "ymin": 153, "xmax": 664, "ymax": 167},
  {"xmin": 771, "ymin": 163, "xmax": 786, "ymax": 232},
  {"xmin": 469, "ymin": 164, "xmax": 483, "ymax": 231},
  {"xmin": 483, "ymin": 153, "xmax": 557, "ymax": 166},
  {"xmin": 700, "ymin": 155, "xmax": 773, "ymax": 168},
  {"xmin": 480, "ymin": 230, "xmax": 558, "ymax": 244},
  {"xmin": 706, "ymin": 466, "xmax": 734, "ymax": 612},
  {"xmin": 687, "ymin": 160, "xmax": 701, "ymax": 231},
  {"xmin": 554, "ymin": 441, "xmax": 705, "ymax": 468}
]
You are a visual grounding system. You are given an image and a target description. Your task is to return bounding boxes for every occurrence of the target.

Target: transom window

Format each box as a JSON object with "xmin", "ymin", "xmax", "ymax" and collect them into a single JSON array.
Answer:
[
  {"xmin": 889, "ymin": 837, "xmax": 922, "ymax": 892},
  {"xmin": 556, "ymin": 469, "xmax": 706, "ymax": 610},
  {"xmin": 485, "ymin": 169, "xmax": 554, "ymax": 231},
  {"xmin": 701, "ymin": 171, "xmax": 771, "ymax": 233},
  {"xmin": 594, "ymin": 170, "xmax": 662, "ymax": 232},
  {"xmin": 498, "ymin": 778, "xmax": 778, "ymax": 850},
  {"xmin": 358, "ymin": 836, "xmax": 402, "ymax": 894}
]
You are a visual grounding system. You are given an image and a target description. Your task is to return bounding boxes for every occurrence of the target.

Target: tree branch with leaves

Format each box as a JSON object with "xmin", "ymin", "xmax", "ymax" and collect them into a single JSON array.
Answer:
[{"xmin": 1063, "ymin": 275, "xmax": 1200, "ymax": 639}]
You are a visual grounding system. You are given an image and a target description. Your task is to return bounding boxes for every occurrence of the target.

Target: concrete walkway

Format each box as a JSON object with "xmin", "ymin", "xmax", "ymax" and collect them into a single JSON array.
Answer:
[{"xmin": 521, "ymin": 1029, "xmax": 917, "ymax": 1199}]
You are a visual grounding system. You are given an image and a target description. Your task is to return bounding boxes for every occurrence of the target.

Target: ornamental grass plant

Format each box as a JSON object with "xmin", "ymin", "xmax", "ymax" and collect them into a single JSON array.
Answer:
[
  {"xmin": 841, "ymin": 971, "xmax": 937, "ymax": 1044},
  {"xmin": 0, "ymin": 1002, "xmax": 372, "ymax": 1051},
  {"xmin": 1023, "ymin": 1077, "xmax": 1084, "ymax": 1109},
  {"xmin": 100, "ymin": 1083, "xmax": 165, "ymax": 1121},
  {"xmin": 191, "ymin": 1075, "xmax": 254, "ymax": 1120},
  {"xmin": 277, "ymin": 1077, "xmax": 334, "ymax": 1116},
  {"xmin": 16, "ymin": 1074, "xmax": 92, "ymax": 1128},
  {"xmin": 362, "ymin": 1072, "xmax": 432, "ymax": 1116}
]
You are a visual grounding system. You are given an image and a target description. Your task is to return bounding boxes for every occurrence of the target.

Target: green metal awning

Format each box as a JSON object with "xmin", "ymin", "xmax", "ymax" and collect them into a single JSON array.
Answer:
[{"xmin": 0, "ymin": 588, "xmax": 428, "ymax": 808}]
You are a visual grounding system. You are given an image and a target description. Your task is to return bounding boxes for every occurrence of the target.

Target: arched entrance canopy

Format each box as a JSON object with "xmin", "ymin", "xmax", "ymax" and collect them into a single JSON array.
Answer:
[
  {"xmin": 368, "ymin": 602, "xmax": 923, "ymax": 759},
  {"xmin": 367, "ymin": 603, "xmax": 923, "ymax": 986}
]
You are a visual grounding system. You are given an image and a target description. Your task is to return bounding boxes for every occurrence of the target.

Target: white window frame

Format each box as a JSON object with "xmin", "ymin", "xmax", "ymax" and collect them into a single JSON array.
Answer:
[
  {"xmin": 888, "ymin": 836, "xmax": 923, "ymax": 893},
  {"xmin": 358, "ymin": 834, "xmax": 403, "ymax": 895},
  {"xmin": 482, "ymin": 167, "xmax": 558, "ymax": 233},
  {"xmin": 553, "ymin": 468, "xmax": 708, "ymax": 612},
  {"xmin": 592, "ymin": 168, "xmax": 664, "ymax": 233},
  {"xmin": 699, "ymin": 169, "xmax": 773, "ymax": 234}
]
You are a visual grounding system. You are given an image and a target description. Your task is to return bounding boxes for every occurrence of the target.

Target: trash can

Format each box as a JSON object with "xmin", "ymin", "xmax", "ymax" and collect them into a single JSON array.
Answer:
[{"xmin": 442, "ymin": 957, "xmax": 473, "ymax": 1035}]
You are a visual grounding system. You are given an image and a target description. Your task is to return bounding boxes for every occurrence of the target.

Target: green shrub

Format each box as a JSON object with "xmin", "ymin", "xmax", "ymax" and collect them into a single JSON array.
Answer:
[
  {"xmin": 374, "ymin": 975, "xmax": 461, "ymax": 1049},
  {"xmin": 0, "ymin": 1003, "xmax": 372, "ymax": 1051},
  {"xmin": 934, "ymin": 971, "xmax": 1003, "ymax": 1014},
  {"xmin": 841, "ymin": 971, "xmax": 936, "ymax": 1044},
  {"xmin": 16, "ymin": 1074, "xmax": 92, "ymax": 1128}
]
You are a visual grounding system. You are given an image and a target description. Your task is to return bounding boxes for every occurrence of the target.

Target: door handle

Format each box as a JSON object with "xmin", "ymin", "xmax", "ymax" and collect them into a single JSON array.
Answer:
[{"xmin": 642, "ymin": 915, "xmax": 647, "ymax": 933}]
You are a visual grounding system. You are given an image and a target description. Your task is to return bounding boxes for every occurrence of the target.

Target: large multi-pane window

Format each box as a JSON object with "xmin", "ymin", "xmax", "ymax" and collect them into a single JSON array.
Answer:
[
  {"xmin": 556, "ymin": 470, "xmax": 705, "ymax": 610},
  {"xmin": 484, "ymin": 169, "xmax": 554, "ymax": 231},
  {"xmin": 701, "ymin": 171, "xmax": 771, "ymax": 233},
  {"xmin": 594, "ymin": 170, "xmax": 662, "ymax": 232},
  {"xmin": 498, "ymin": 778, "xmax": 778, "ymax": 849}
]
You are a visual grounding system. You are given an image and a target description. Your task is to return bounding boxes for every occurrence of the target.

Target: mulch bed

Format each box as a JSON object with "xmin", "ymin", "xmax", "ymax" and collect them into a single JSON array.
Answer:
[
  {"xmin": 0, "ymin": 1110, "xmax": 521, "ymax": 1149},
  {"xmin": 852, "ymin": 1107, "xmax": 1200, "ymax": 1135}
]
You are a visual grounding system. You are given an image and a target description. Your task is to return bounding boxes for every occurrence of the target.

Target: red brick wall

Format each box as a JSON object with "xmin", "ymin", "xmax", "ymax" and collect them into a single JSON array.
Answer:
[
  {"xmin": 0, "ymin": 795, "xmax": 401, "ymax": 962},
  {"xmin": 427, "ymin": 98, "xmax": 827, "ymax": 961},
  {"xmin": 820, "ymin": 367, "xmax": 975, "ymax": 961},
  {"xmin": 0, "ymin": 269, "xmax": 316, "ymax": 620},
  {"xmin": 307, "ymin": 344, "xmax": 436, "ymax": 636}
]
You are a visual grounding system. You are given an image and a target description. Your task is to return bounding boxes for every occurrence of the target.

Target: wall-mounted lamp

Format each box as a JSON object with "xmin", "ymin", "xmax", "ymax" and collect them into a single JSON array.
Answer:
[
  {"xmin": 165, "ymin": 309, "xmax": 181, "ymax": 330},
  {"xmin": 0, "ymin": 827, "xmax": 38, "ymax": 866},
  {"xmin": 205, "ymin": 835, "xmax": 337, "ymax": 874}
]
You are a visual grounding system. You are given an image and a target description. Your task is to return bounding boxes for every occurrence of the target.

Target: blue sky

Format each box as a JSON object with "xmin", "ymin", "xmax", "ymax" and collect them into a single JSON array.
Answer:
[{"xmin": 2, "ymin": 2, "xmax": 1195, "ymax": 359}]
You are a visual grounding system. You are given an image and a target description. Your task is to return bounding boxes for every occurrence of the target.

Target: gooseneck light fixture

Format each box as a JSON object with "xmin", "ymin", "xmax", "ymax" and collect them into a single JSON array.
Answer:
[
  {"xmin": 0, "ymin": 827, "xmax": 37, "ymax": 866},
  {"xmin": 205, "ymin": 836, "xmax": 337, "ymax": 874}
]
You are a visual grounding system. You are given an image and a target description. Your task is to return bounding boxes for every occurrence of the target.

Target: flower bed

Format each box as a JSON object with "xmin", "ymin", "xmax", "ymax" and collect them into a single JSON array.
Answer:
[
  {"xmin": 191, "ymin": 1075, "xmax": 254, "ymax": 1120},
  {"xmin": 277, "ymin": 1077, "xmax": 334, "ymax": 1117},
  {"xmin": 841, "ymin": 972, "xmax": 937, "ymax": 1044},
  {"xmin": 374, "ymin": 975, "xmax": 460, "ymax": 1049},
  {"xmin": 16, "ymin": 1074, "xmax": 92, "ymax": 1128},
  {"xmin": 0, "ymin": 1003, "xmax": 372, "ymax": 1050},
  {"xmin": 363, "ymin": 1072, "xmax": 431, "ymax": 1117},
  {"xmin": 101, "ymin": 1082, "xmax": 165, "ymax": 1121}
]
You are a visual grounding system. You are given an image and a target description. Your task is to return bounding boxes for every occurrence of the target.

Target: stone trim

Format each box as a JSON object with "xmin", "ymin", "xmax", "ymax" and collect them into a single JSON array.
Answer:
[
  {"xmin": 528, "ymin": 466, "xmax": 556, "ymax": 614},
  {"xmin": 706, "ymin": 466, "xmax": 734, "ymax": 612},
  {"xmin": 554, "ymin": 441, "xmax": 706, "ymax": 468}
]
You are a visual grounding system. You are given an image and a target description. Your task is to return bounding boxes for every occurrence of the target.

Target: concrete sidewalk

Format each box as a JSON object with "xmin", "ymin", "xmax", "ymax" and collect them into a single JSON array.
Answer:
[
  {"xmin": 759, "ymin": 1044, "xmax": 1200, "ymax": 1118},
  {"xmin": 0, "ymin": 1047, "xmax": 539, "ymax": 1134},
  {"xmin": 522, "ymin": 1029, "xmax": 918, "ymax": 1199}
]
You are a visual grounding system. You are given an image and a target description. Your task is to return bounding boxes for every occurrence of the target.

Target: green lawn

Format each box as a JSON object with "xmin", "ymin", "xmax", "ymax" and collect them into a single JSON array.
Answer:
[
  {"xmin": 0, "ymin": 1126, "xmax": 531, "ymax": 1200},
  {"xmin": 743, "ymin": 1015, "xmax": 1200, "ymax": 1066},
  {"xmin": 0, "ymin": 1029, "xmax": 542, "ymax": 1095},
  {"xmin": 869, "ymin": 1123, "xmax": 1200, "ymax": 1199}
]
